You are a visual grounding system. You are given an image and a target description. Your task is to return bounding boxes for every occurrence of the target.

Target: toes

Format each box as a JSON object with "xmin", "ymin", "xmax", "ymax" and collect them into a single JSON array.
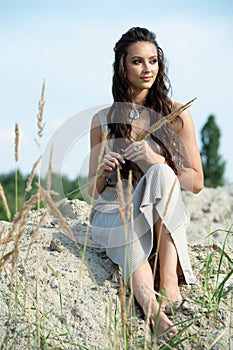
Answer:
[
  {"xmin": 157, "ymin": 331, "xmax": 175, "ymax": 345},
  {"xmin": 149, "ymin": 309, "xmax": 177, "ymax": 345},
  {"xmin": 167, "ymin": 331, "xmax": 175, "ymax": 338}
]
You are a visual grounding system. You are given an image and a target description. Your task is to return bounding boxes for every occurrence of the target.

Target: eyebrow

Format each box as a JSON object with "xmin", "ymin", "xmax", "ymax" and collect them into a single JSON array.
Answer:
[{"xmin": 130, "ymin": 55, "xmax": 158, "ymax": 60}]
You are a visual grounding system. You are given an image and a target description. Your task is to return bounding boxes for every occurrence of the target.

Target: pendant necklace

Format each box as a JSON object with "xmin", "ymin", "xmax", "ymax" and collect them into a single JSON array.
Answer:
[{"xmin": 129, "ymin": 106, "xmax": 144, "ymax": 120}]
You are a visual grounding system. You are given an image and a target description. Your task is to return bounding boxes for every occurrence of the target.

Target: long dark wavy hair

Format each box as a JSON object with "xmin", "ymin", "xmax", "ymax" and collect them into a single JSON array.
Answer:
[{"xmin": 106, "ymin": 27, "xmax": 189, "ymax": 185}]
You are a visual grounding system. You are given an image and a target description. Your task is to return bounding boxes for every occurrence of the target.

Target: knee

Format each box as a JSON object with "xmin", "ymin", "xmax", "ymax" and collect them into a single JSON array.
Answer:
[
  {"xmin": 148, "ymin": 163, "xmax": 180, "ymax": 194},
  {"xmin": 159, "ymin": 163, "xmax": 176, "ymax": 175},
  {"xmin": 149, "ymin": 163, "xmax": 177, "ymax": 181}
]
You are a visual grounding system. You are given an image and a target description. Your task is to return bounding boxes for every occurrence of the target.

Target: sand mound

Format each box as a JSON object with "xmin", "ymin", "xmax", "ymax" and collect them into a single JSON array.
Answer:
[{"xmin": 0, "ymin": 185, "xmax": 232, "ymax": 349}]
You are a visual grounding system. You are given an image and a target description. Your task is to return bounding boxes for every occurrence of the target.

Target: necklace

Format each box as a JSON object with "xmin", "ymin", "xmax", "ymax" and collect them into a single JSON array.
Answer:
[{"xmin": 129, "ymin": 106, "xmax": 144, "ymax": 120}]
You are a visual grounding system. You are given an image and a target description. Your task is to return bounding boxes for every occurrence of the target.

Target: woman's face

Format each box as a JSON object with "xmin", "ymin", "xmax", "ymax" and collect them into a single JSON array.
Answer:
[{"xmin": 125, "ymin": 41, "xmax": 159, "ymax": 94}]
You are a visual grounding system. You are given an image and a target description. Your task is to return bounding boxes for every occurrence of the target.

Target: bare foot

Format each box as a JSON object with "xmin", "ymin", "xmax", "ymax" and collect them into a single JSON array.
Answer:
[
  {"xmin": 144, "ymin": 299, "xmax": 177, "ymax": 344},
  {"xmin": 149, "ymin": 309, "xmax": 177, "ymax": 344},
  {"xmin": 159, "ymin": 283, "xmax": 182, "ymax": 309}
]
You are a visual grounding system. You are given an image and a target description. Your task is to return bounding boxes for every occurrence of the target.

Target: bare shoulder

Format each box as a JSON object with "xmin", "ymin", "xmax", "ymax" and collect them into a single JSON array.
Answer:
[
  {"xmin": 90, "ymin": 107, "xmax": 110, "ymax": 145},
  {"xmin": 91, "ymin": 106, "xmax": 110, "ymax": 127},
  {"xmin": 172, "ymin": 101, "xmax": 182, "ymax": 110},
  {"xmin": 172, "ymin": 100, "xmax": 195, "ymax": 137},
  {"xmin": 91, "ymin": 113, "xmax": 101, "ymax": 128}
]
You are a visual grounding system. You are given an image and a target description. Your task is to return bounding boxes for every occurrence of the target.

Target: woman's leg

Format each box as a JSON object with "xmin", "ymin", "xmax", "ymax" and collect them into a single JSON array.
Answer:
[
  {"xmin": 154, "ymin": 219, "xmax": 182, "ymax": 308},
  {"xmin": 130, "ymin": 260, "xmax": 177, "ymax": 341}
]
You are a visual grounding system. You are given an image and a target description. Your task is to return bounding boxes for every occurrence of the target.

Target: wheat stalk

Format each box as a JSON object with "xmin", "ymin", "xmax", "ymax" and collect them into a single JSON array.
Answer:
[
  {"xmin": 207, "ymin": 329, "xmax": 226, "ymax": 349},
  {"xmin": 35, "ymin": 80, "xmax": 46, "ymax": 209},
  {"xmin": 126, "ymin": 170, "xmax": 132, "ymax": 219},
  {"xmin": 38, "ymin": 184, "xmax": 75, "ymax": 242},
  {"xmin": 12, "ymin": 194, "xmax": 38, "ymax": 228},
  {"xmin": 117, "ymin": 167, "xmax": 127, "ymax": 227},
  {"xmin": 138, "ymin": 98, "xmax": 196, "ymax": 140},
  {"xmin": 37, "ymin": 79, "xmax": 46, "ymax": 138},
  {"xmin": 0, "ymin": 183, "xmax": 11, "ymax": 220},
  {"xmin": 25, "ymin": 155, "xmax": 43, "ymax": 192},
  {"xmin": 0, "ymin": 224, "xmax": 6, "ymax": 241},
  {"xmin": 0, "ymin": 234, "xmax": 14, "ymax": 246},
  {"xmin": 25, "ymin": 210, "xmax": 48, "ymax": 260},
  {"xmin": 14, "ymin": 123, "xmax": 19, "ymax": 162},
  {"xmin": 0, "ymin": 194, "xmax": 39, "ymax": 271},
  {"xmin": 119, "ymin": 276, "xmax": 127, "ymax": 326},
  {"xmin": 14, "ymin": 123, "xmax": 20, "ymax": 213}
]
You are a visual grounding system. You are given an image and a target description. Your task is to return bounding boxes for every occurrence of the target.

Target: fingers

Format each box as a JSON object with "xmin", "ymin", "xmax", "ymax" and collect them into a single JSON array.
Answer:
[
  {"xmin": 101, "ymin": 152, "xmax": 125, "ymax": 172},
  {"xmin": 124, "ymin": 142, "xmax": 144, "ymax": 161}
]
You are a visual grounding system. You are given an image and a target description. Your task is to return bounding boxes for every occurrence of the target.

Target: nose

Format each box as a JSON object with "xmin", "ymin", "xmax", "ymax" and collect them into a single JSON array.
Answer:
[{"xmin": 142, "ymin": 61, "xmax": 151, "ymax": 73}]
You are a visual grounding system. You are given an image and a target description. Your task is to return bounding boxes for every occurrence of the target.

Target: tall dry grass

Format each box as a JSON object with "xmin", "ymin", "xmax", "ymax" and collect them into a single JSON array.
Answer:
[
  {"xmin": 0, "ymin": 94, "xmax": 232, "ymax": 350},
  {"xmin": 0, "ymin": 184, "xmax": 11, "ymax": 221},
  {"xmin": 14, "ymin": 123, "xmax": 19, "ymax": 213},
  {"xmin": 25, "ymin": 155, "xmax": 42, "ymax": 193},
  {"xmin": 36, "ymin": 79, "xmax": 46, "ymax": 139}
]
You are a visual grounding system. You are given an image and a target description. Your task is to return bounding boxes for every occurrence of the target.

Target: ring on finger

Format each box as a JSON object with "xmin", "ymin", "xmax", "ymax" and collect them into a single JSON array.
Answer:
[{"xmin": 134, "ymin": 144, "xmax": 141, "ymax": 152}]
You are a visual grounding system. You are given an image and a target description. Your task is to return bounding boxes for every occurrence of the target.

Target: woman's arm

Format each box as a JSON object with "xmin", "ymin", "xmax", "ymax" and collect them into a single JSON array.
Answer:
[
  {"xmin": 88, "ymin": 114, "xmax": 125, "ymax": 198},
  {"xmin": 88, "ymin": 114, "xmax": 107, "ymax": 197},
  {"xmin": 174, "ymin": 105, "xmax": 204, "ymax": 193}
]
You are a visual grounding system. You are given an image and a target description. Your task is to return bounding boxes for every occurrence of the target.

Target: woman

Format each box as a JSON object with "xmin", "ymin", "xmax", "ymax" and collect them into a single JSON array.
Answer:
[{"xmin": 88, "ymin": 27, "xmax": 203, "ymax": 344}]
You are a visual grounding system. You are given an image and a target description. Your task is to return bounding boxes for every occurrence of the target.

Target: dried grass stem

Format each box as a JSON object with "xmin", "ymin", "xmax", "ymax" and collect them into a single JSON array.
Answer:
[
  {"xmin": 25, "ymin": 155, "xmax": 42, "ymax": 192},
  {"xmin": 139, "ymin": 98, "xmax": 196, "ymax": 141},
  {"xmin": 37, "ymin": 79, "xmax": 46, "ymax": 138},
  {"xmin": 0, "ymin": 183, "xmax": 11, "ymax": 220},
  {"xmin": 14, "ymin": 123, "xmax": 19, "ymax": 162},
  {"xmin": 38, "ymin": 184, "xmax": 75, "ymax": 242}
]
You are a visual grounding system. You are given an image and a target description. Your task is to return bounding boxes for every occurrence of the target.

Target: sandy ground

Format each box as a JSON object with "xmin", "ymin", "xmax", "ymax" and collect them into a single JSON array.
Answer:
[{"xmin": 0, "ymin": 184, "xmax": 232, "ymax": 349}]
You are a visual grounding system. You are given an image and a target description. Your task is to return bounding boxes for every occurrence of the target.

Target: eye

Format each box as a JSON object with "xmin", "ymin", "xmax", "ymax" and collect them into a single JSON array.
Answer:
[
  {"xmin": 132, "ymin": 59, "xmax": 142, "ymax": 65},
  {"xmin": 150, "ymin": 59, "xmax": 158, "ymax": 64}
]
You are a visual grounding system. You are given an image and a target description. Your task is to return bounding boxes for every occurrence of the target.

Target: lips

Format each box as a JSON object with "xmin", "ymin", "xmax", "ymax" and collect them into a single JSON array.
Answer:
[{"xmin": 140, "ymin": 76, "xmax": 153, "ymax": 82}]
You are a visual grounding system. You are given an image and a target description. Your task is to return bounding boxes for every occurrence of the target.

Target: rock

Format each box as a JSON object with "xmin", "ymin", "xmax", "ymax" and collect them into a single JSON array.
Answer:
[
  {"xmin": 58, "ymin": 198, "xmax": 91, "ymax": 222},
  {"xmin": 49, "ymin": 238, "xmax": 63, "ymax": 253},
  {"xmin": 183, "ymin": 184, "xmax": 233, "ymax": 246}
]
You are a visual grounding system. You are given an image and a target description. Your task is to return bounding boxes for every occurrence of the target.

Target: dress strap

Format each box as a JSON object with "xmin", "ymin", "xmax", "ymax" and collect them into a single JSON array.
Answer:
[
  {"xmin": 98, "ymin": 110, "xmax": 111, "ymax": 153},
  {"xmin": 98, "ymin": 110, "xmax": 108, "ymax": 133}
]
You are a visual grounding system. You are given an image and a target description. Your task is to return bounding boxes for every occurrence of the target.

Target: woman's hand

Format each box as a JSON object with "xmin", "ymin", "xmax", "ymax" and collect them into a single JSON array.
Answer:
[
  {"xmin": 124, "ymin": 141, "xmax": 165, "ymax": 170},
  {"xmin": 99, "ymin": 151, "xmax": 125, "ymax": 173}
]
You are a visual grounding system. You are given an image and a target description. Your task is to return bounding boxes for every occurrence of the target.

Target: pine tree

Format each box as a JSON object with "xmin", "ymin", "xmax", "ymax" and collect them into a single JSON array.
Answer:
[{"xmin": 200, "ymin": 114, "xmax": 226, "ymax": 187}]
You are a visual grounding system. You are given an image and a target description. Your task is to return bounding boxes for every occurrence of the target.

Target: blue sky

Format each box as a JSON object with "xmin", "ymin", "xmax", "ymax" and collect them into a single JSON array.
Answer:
[{"xmin": 1, "ymin": 0, "xmax": 233, "ymax": 182}]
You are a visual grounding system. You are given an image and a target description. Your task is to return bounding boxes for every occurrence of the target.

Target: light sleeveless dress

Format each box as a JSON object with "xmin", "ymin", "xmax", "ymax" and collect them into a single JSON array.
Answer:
[{"xmin": 90, "ymin": 110, "xmax": 196, "ymax": 284}]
